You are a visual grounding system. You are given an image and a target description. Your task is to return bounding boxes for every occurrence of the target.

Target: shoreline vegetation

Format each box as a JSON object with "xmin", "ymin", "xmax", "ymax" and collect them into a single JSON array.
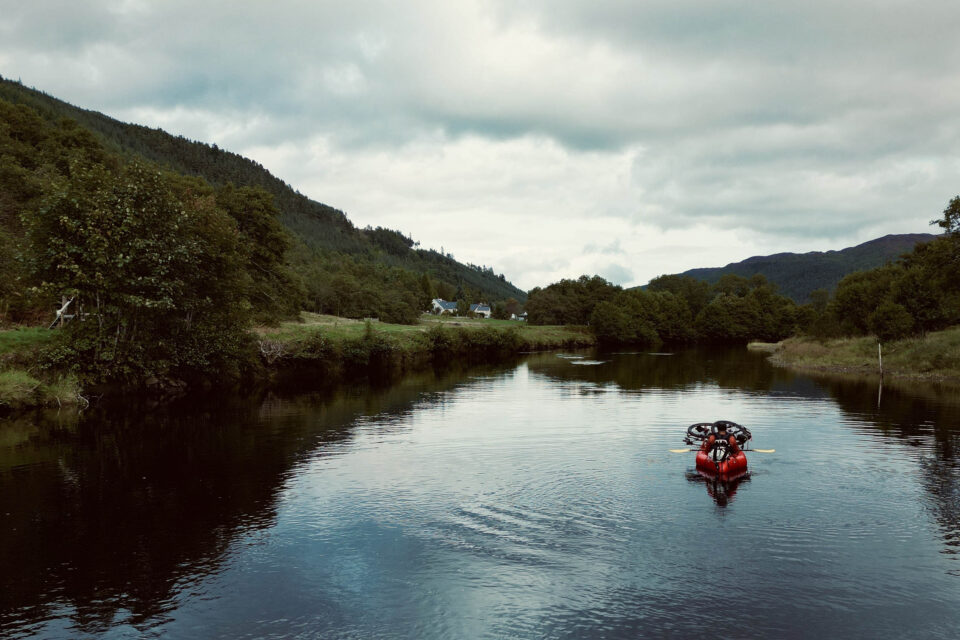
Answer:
[
  {"xmin": 0, "ymin": 315, "xmax": 594, "ymax": 410},
  {"xmin": 5, "ymin": 319, "xmax": 959, "ymax": 409},
  {"xmin": 752, "ymin": 325, "xmax": 960, "ymax": 384},
  {"xmin": 255, "ymin": 314, "xmax": 594, "ymax": 387}
]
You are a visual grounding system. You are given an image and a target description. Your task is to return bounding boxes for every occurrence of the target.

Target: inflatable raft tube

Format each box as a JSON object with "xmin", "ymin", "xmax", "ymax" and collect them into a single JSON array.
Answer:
[{"xmin": 696, "ymin": 450, "xmax": 747, "ymax": 476}]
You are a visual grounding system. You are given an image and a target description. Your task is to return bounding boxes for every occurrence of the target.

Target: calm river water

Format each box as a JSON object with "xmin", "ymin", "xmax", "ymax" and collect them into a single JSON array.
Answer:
[{"xmin": 2, "ymin": 348, "xmax": 960, "ymax": 639}]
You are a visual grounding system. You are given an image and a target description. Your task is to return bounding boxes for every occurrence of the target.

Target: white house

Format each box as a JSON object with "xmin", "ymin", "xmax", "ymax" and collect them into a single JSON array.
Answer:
[
  {"xmin": 470, "ymin": 303, "xmax": 492, "ymax": 318},
  {"xmin": 431, "ymin": 298, "xmax": 458, "ymax": 314}
]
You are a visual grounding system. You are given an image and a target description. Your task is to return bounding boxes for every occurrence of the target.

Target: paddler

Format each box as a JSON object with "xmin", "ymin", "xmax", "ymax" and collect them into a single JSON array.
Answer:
[{"xmin": 701, "ymin": 422, "xmax": 740, "ymax": 456}]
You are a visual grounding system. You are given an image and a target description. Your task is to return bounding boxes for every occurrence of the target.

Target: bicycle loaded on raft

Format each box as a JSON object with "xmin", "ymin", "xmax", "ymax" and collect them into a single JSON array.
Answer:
[{"xmin": 684, "ymin": 421, "xmax": 753, "ymax": 477}]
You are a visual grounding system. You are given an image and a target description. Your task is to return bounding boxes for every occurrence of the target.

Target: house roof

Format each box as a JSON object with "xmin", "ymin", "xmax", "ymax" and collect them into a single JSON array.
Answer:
[
  {"xmin": 432, "ymin": 299, "xmax": 458, "ymax": 310},
  {"xmin": 470, "ymin": 303, "xmax": 491, "ymax": 312}
]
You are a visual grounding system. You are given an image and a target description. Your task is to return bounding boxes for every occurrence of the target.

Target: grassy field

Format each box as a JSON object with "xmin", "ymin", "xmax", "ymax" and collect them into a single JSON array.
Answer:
[
  {"xmin": 257, "ymin": 313, "xmax": 594, "ymax": 351},
  {"xmin": 0, "ymin": 326, "xmax": 54, "ymax": 356},
  {"xmin": 1, "ymin": 314, "xmax": 591, "ymax": 360},
  {"xmin": 770, "ymin": 326, "xmax": 960, "ymax": 381}
]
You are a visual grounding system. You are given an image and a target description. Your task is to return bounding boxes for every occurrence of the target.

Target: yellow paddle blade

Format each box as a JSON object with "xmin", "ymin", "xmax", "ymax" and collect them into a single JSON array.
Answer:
[
  {"xmin": 752, "ymin": 448, "xmax": 775, "ymax": 453},
  {"xmin": 669, "ymin": 448, "xmax": 695, "ymax": 453}
]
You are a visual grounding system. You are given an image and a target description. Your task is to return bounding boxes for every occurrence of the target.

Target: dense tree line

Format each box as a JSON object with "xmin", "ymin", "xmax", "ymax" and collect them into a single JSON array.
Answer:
[
  {"xmin": 803, "ymin": 200, "xmax": 960, "ymax": 342},
  {"xmin": 528, "ymin": 200, "xmax": 958, "ymax": 347},
  {"xmin": 526, "ymin": 273, "xmax": 799, "ymax": 345}
]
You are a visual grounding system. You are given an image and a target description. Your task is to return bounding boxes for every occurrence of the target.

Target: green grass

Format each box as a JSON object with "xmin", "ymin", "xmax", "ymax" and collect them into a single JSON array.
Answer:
[
  {"xmin": 772, "ymin": 326, "xmax": 960, "ymax": 380},
  {"xmin": 253, "ymin": 313, "xmax": 594, "ymax": 375},
  {"xmin": 258, "ymin": 313, "xmax": 593, "ymax": 351},
  {"xmin": 0, "ymin": 369, "xmax": 42, "ymax": 407},
  {"xmin": 0, "ymin": 367, "xmax": 81, "ymax": 409},
  {"xmin": 0, "ymin": 326, "xmax": 53, "ymax": 356},
  {"xmin": 420, "ymin": 316, "xmax": 525, "ymax": 329}
]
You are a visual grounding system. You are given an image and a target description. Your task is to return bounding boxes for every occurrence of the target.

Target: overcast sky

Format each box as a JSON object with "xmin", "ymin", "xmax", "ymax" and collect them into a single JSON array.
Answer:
[{"xmin": 2, "ymin": 1, "xmax": 957, "ymax": 290}]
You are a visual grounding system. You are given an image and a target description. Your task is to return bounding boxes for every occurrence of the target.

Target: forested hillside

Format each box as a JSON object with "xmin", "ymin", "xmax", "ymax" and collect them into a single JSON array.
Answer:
[
  {"xmin": 806, "ymin": 203, "xmax": 960, "ymax": 342},
  {"xmin": 0, "ymin": 76, "xmax": 525, "ymax": 316},
  {"xmin": 648, "ymin": 233, "xmax": 937, "ymax": 302},
  {"xmin": 526, "ymin": 203, "xmax": 957, "ymax": 348},
  {"xmin": 0, "ymin": 76, "xmax": 530, "ymax": 387}
]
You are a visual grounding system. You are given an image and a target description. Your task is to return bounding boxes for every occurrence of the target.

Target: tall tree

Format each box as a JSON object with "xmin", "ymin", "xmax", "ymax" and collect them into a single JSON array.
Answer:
[
  {"xmin": 25, "ymin": 160, "xmax": 252, "ymax": 384},
  {"xmin": 214, "ymin": 183, "xmax": 304, "ymax": 323}
]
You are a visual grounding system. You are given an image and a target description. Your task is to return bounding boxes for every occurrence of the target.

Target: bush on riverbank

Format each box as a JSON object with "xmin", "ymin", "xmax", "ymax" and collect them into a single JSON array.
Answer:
[
  {"xmin": 771, "ymin": 326, "xmax": 960, "ymax": 381},
  {"xmin": 0, "ymin": 368, "xmax": 81, "ymax": 409}
]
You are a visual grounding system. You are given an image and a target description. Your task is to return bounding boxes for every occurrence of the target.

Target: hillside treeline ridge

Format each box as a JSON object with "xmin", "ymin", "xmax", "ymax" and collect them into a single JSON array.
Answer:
[
  {"xmin": 0, "ymin": 76, "xmax": 525, "ymax": 318},
  {"xmin": 643, "ymin": 233, "xmax": 937, "ymax": 303},
  {"xmin": 527, "ymin": 205, "xmax": 959, "ymax": 346}
]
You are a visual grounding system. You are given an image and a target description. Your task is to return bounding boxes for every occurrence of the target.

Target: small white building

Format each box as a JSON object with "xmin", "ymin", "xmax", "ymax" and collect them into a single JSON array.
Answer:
[
  {"xmin": 431, "ymin": 298, "xmax": 458, "ymax": 314},
  {"xmin": 470, "ymin": 303, "xmax": 492, "ymax": 318}
]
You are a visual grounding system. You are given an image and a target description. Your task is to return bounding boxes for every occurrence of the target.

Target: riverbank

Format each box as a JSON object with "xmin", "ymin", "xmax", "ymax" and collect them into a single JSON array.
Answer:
[
  {"xmin": 0, "ymin": 315, "xmax": 595, "ymax": 409},
  {"xmin": 0, "ymin": 327, "xmax": 81, "ymax": 409},
  {"xmin": 255, "ymin": 313, "xmax": 595, "ymax": 384},
  {"xmin": 763, "ymin": 326, "xmax": 960, "ymax": 383}
]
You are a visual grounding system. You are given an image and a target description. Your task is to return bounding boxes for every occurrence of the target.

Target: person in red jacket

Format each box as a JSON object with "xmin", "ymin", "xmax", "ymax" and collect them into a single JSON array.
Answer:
[{"xmin": 701, "ymin": 422, "xmax": 740, "ymax": 456}]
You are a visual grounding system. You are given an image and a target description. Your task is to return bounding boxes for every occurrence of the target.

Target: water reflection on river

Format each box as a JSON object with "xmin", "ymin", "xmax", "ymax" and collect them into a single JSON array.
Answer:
[{"xmin": 2, "ymin": 349, "xmax": 959, "ymax": 639}]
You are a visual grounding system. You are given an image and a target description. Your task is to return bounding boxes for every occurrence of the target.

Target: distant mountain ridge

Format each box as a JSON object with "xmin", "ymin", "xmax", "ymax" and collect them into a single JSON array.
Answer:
[
  {"xmin": 650, "ymin": 233, "xmax": 938, "ymax": 303},
  {"xmin": 0, "ymin": 76, "xmax": 526, "ymax": 304}
]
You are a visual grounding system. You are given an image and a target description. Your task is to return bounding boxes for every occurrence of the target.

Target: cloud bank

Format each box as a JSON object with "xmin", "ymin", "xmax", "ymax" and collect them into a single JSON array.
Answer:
[{"xmin": 2, "ymin": 0, "xmax": 957, "ymax": 289}]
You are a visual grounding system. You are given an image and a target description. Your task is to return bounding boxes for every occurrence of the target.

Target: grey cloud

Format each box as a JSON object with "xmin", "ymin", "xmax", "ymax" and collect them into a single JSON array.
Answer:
[
  {"xmin": 583, "ymin": 239, "xmax": 624, "ymax": 256},
  {"xmin": 0, "ymin": 1, "xmax": 119, "ymax": 53},
  {"xmin": 8, "ymin": 1, "xmax": 958, "ymax": 156},
  {"xmin": 598, "ymin": 263, "xmax": 634, "ymax": 285},
  {"xmin": 1, "ymin": 0, "xmax": 957, "ymax": 274},
  {"xmin": 501, "ymin": 1, "xmax": 960, "ymax": 70}
]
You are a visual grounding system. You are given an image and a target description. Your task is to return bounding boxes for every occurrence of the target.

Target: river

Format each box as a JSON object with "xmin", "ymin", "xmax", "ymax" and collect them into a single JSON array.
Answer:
[{"xmin": 2, "ymin": 348, "xmax": 959, "ymax": 639}]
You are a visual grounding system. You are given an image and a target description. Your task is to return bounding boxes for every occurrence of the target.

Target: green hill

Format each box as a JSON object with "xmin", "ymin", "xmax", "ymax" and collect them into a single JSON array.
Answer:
[
  {"xmin": 648, "ymin": 234, "xmax": 937, "ymax": 303},
  {"xmin": 0, "ymin": 76, "xmax": 525, "ymax": 311}
]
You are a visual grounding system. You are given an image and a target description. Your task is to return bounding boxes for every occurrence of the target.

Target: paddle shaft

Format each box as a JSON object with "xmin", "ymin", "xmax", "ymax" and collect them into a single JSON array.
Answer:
[{"xmin": 669, "ymin": 448, "xmax": 775, "ymax": 453}]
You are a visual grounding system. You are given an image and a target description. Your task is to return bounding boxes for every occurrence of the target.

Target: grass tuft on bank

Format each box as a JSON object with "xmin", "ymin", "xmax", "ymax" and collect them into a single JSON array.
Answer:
[
  {"xmin": 0, "ymin": 369, "xmax": 41, "ymax": 407},
  {"xmin": 0, "ymin": 368, "xmax": 80, "ymax": 409},
  {"xmin": 771, "ymin": 326, "xmax": 960, "ymax": 381}
]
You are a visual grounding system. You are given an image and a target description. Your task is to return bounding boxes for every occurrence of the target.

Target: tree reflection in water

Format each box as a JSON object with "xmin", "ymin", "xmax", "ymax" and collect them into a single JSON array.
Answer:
[
  {"xmin": 798, "ymin": 371, "xmax": 960, "ymax": 569},
  {"xmin": 0, "ymin": 362, "xmax": 513, "ymax": 637}
]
